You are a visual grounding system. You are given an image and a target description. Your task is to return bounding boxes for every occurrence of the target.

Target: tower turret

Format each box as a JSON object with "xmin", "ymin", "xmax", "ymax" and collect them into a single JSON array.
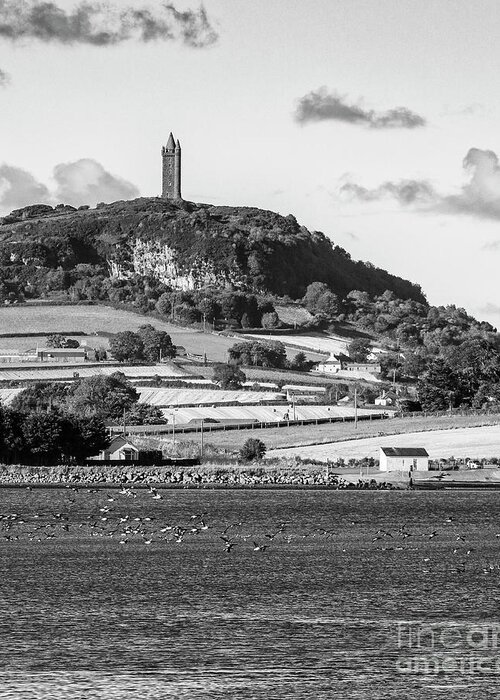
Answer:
[{"xmin": 162, "ymin": 132, "xmax": 182, "ymax": 200}]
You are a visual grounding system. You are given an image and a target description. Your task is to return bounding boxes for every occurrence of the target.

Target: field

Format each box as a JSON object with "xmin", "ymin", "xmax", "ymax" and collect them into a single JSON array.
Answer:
[
  {"xmin": 176, "ymin": 412, "xmax": 500, "ymax": 452},
  {"xmin": 155, "ymin": 404, "xmax": 379, "ymax": 425},
  {"xmin": 0, "ymin": 363, "xmax": 188, "ymax": 384},
  {"xmin": 247, "ymin": 331, "xmax": 349, "ymax": 355},
  {"xmin": 178, "ymin": 362, "xmax": 377, "ymax": 388},
  {"xmin": 137, "ymin": 387, "xmax": 285, "ymax": 407},
  {"xmin": 268, "ymin": 424, "xmax": 500, "ymax": 461},
  {"xmin": 0, "ymin": 305, "xmax": 323, "ymax": 363},
  {"xmin": 0, "ymin": 305, "xmax": 236, "ymax": 361},
  {"xmin": 274, "ymin": 304, "xmax": 314, "ymax": 325}
]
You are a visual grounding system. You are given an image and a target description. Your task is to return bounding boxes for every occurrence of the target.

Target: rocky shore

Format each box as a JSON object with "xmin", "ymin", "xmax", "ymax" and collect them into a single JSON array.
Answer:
[{"xmin": 0, "ymin": 463, "xmax": 403, "ymax": 489}]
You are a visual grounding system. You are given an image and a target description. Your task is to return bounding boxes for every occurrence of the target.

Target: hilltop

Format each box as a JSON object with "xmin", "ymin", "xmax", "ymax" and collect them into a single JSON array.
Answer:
[{"xmin": 0, "ymin": 197, "xmax": 425, "ymax": 303}]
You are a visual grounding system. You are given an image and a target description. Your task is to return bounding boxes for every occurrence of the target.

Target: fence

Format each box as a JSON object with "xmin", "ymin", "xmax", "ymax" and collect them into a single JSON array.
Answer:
[{"xmin": 112, "ymin": 411, "xmax": 390, "ymax": 437}]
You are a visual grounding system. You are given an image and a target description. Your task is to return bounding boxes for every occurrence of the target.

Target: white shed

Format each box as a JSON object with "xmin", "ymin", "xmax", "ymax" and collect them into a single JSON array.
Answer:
[
  {"xmin": 379, "ymin": 447, "xmax": 429, "ymax": 472},
  {"xmin": 100, "ymin": 437, "xmax": 140, "ymax": 461}
]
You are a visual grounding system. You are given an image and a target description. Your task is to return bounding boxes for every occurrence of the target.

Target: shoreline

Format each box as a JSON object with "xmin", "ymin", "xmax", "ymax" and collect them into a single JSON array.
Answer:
[
  {"xmin": 0, "ymin": 463, "xmax": 402, "ymax": 490},
  {"xmin": 0, "ymin": 482, "xmax": 395, "ymax": 490}
]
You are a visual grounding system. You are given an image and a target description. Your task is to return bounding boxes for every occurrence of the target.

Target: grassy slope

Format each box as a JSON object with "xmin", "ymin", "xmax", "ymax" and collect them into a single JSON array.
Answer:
[
  {"xmin": 186, "ymin": 413, "xmax": 500, "ymax": 452},
  {"xmin": 0, "ymin": 304, "xmax": 329, "ymax": 364}
]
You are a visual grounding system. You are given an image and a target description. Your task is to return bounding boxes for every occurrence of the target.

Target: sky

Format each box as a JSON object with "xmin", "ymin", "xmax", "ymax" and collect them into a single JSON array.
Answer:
[{"xmin": 1, "ymin": 0, "xmax": 500, "ymax": 325}]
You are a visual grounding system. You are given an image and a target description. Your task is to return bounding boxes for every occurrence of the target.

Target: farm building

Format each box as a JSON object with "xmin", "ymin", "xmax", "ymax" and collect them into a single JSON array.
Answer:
[
  {"xmin": 37, "ymin": 348, "xmax": 87, "ymax": 363},
  {"xmin": 282, "ymin": 384, "xmax": 327, "ymax": 403},
  {"xmin": 379, "ymin": 447, "xmax": 429, "ymax": 472},
  {"xmin": 0, "ymin": 351, "xmax": 39, "ymax": 364},
  {"xmin": 375, "ymin": 390, "xmax": 398, "ymax": 406},
  {"xmin": 314, "ymin": 356, "xmax": 343, "ymax": 374},
  {"xmin": 315, "ymin": 354, "xmax": 381, "ymax": 376},
  {"xmin": 343, "ymin": 361, "xmax": 381, "ymax": 375},
  {"xmin": 96, "ymin": 437, "xmax": 140, "ymax": 461}
]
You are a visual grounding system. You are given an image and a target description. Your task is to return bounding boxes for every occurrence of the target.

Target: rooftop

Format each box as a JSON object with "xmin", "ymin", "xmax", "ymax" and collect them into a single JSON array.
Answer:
[
  {"xmin": 381, "ymin": 447, "xmax": 429, "ymax": 457},
  {"xmin": 108, "ymin": 436, "xmax": 138, "ymax": 452}
]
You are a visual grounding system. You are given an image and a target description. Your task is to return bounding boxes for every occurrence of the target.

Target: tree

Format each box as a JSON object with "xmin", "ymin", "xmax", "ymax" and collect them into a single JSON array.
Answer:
[
  {"xmin": 72, "ymin": 416, "xmax": 109, "ymax": 459},
  {"xmin": 46, "ymin": 333, "xmax": 64, "ymax": 348},
  {"xmin": 228, "ymin": 340, "xmax": 287, "ymax": 369},
  {"xmin": 213, "ymin": 363, "xmax": 246, "ymax": 389},
  {"xmin": 240, "ymin": 438, "xmax": 266, "ymax": 461},
  {"xmin": 109, "ymin": 331, "xmax": 144, "ymax": 362},
  {"xmin": 315, "ymin": 291, "xmax": 340, "ymax": 318},
  {"xmin": 303, "ymin": 282, "xmax": 330, "ymax": 312},
  {"xmin": 125, "ymin": 404, "xmax": 168, "ymax": 425},
  {"xmin": 220, "ymin": 291, "xmax": 247, "ymax": 323},
  {"xmin": 155, "ymin": 292, "xmax": 173, "ymax": 316},
  {"xmin": 67, "ymin": 372, "xmax": 139, "ymax": 420},
  {"xmin": 417, "ymin": 359, "xmax": 462, "ymax": 411},
  {"xmin": 46, "ymin": 334, "xmax": 80, "ymax": 349},
  {"xmin": 0, "ymin": 407, "xmax": 25, "ymax": 463},
  {"xmin": 401, "ymin": 350, "xmax": 429, "ymax": 379},
  {"xmin": 240, "ymin": 312, "xmax": 253, "ymax": 329},
  {"xmin": 291, "ymin": 351, "xmax": 313, "ymax": 372},
  {"xmin": 196, "ymin": 295, "xmax": 218, "ymax": 322},
  {"xmin": 261, "ymin": 311, "xmax": 280, "ymax": 329},
  {"xmin": 11, "ymin": 382, "xmax": 70, "ymax": 413},
  {"xmin": 348, "ymin": 384, "xmax": 376, "ymax": 404},
  {"xmin": 175, "ymin": 303, "xmax": 200, "ymax": 324},
  {"xmin": 21, "ymin": 412, "xmax": 68, "ymax": 464},
  {"xmin": 137, "ymin": 324, "xmax": 176, "ymax": 363},
  {"xmin": 348, "ymin": 338, "xmax": 372, "ymax": 363}
]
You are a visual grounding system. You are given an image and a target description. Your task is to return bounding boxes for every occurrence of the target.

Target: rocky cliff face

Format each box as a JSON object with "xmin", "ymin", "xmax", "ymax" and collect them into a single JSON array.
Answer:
[
  {"xmin": 130, "ymin": 239, "xmax": 240, "ymax": 290},
  {"xmin": 0, "ymin": 197, "xmax": 427, "ymax": 303}
]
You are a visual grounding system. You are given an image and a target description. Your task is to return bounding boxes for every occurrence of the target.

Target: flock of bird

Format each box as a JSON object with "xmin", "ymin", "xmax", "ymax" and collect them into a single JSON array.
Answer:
[
  {"xmin": 367, "ymin": 517, "xmax": 500, "ymax": 575},
  {"xmin": 0, "ymin": 487, "xmax": 499, "ymax": 574},
  {"xmin": 0, "ymin": 485, "xmax": 293, "ymax": 553}
]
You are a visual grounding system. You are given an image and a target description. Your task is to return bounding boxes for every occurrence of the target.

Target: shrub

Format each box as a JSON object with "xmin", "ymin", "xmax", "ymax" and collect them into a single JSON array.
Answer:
[{"xmin": 240, "ymin": 438, "xmax": 266, "ymax": 461}]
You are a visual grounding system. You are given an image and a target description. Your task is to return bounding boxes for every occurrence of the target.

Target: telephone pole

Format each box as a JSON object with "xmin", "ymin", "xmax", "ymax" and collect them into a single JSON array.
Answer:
[{"xmin": 354, "ymin": 387, "xmax": 358, "ymax": 429}]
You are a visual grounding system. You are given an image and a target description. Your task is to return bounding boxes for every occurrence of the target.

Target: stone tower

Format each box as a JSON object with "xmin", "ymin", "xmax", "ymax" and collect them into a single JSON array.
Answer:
[{"xmin": 161, "ymin": 132, "xmax": 182, "ymax": 200}]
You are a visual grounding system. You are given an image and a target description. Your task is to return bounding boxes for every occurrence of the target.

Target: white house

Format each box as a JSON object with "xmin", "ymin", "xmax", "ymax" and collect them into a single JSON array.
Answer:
[
  {"xmin": 375, "ymin": 390, "xmax": 398, "ymax": 407},
  {"xmin": 379, "ymin": 447, "xmax": 429, "ymax": 472},
  {"xmin": 98, "ymin": 437, "xmax": 140, "ymax": 461},
  {"xmin": 315, "ymin": 355, "xmax": 343, "ymax": 374}
]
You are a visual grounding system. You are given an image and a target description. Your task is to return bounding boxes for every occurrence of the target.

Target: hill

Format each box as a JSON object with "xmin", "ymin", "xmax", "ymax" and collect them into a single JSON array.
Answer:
[{"xmin": 0, "ymin": 197, "xmax": 426, "ymax": 303}]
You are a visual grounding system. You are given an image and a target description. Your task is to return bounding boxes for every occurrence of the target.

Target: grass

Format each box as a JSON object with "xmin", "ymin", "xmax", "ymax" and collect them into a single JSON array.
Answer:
[
  {"xmin": 0, "ymin": 305, "xmax": 239, "ymax": 362},
  {"xmin": 159, "ymin": 412, "xmax": 500, "ymax": 453},
  {"xmin": 176, "ymin": 362, "xmax": 376, "ymax": 387},
  {"xmin": 270, "ymin": 425, "xmax": 500, "ymax": 462},
  {"xmin": 0, "ymin": 334, "xmax": 111, "ymax": 351},
  {"xmin": 0, "ymin": 304, "xmax": 324, "ymax": 364},
  {"xmin": 0, "ymin": 304, "xmax": 197, "ymax": 335}
]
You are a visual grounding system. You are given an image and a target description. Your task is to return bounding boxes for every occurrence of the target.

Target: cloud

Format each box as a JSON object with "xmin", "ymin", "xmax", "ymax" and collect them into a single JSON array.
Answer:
[
  {"xmin": 164, "ymin": 3, "xmax": 217, "ymax": 48},
  {"xmin": 482, "ymin": 240, "xmax": 500, "ymax": 251},
  {"xmin": 0, "ymin": 159, "xmax": 139, "ymax": 212},
  {"xmin": 53, "ymin": 159, "xmax": 139, "ymax": 207},
  {"xmin": 0, "ymin": 67, "xmax": 9, "ymax": 86},
  {"xmin": 294, "ymin": 87, "xmax": 426, "ymax": 129},
  {"xmin": 0, "ymin": 164, "xmax": 51, "ymax": 209},
  {"xmin": 478, "ymin": 303, "xmax": 500, "ymax": 318},
  {"xmin": 443, "ymin": 148, "xmax": 500, "ymax": 219},
  {"xmin": 0, "ymin": 1, "xmax": 218, "ymax": 48},
  {"xmin": 340, "ymin": 147, "xmax": 500, "ymax": 222},
  {"xmin": 442, "ymin": 103, "xmax": 485, "ymax": 118},
  {"xmin": 341, "ymin": 179, "xmax": 436, "ymax": 206}
]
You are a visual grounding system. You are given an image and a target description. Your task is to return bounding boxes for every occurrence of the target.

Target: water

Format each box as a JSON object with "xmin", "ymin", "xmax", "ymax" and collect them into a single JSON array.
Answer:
[{"xmin": 1, "ymin": 488, "xmax": 500, "ymax": 699}]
